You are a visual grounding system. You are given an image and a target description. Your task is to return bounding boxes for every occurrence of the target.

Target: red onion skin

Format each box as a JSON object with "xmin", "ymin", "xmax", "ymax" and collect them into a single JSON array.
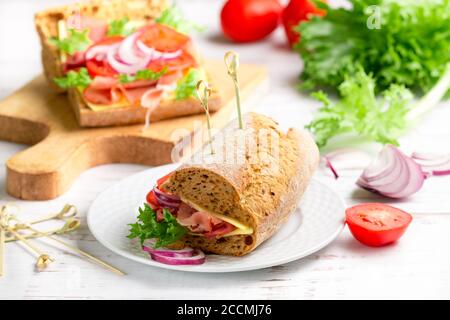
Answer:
[{"xmin": 142, "ymin": 245, "xmax": 194, "ymax": 257}]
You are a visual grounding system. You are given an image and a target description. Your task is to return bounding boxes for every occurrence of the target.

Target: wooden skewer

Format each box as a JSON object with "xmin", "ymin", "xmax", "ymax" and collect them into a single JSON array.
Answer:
[
  {"xmin": 11, "ymin": 218, "xmax": 125, "ymax": 276},
  {"xmin": 196, "ymin": 80, "xmax": 214, "ymax": 155},
  {"xmin": 2, "ymin": 204, "xmax": 55, "ymax": 271},
  {"xmin": 6, "ymin": 218, "xmax": 80, "ymax": 243},
  {"xmin": 26, "ymin": 204, "xmax": 78, "ymax": 225},
  {"xmin": 224, "ymin": 51, "xmax": 244, "ymax": 130},
  {"xmin": 7, "ymin": 228, "xmax": 55, "ymax": 271}
]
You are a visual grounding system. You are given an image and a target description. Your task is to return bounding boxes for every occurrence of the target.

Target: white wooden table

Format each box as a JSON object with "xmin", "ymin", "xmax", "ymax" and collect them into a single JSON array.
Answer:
[{"xmin": 1, "ymin": 0, "xmax": 449, "ymax": 300}]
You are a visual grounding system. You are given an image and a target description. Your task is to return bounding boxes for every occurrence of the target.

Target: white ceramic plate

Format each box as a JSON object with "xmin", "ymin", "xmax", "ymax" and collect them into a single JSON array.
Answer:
[{"xmin": 87, "ymin": 164, "xmax": 346, "ymax": 273}]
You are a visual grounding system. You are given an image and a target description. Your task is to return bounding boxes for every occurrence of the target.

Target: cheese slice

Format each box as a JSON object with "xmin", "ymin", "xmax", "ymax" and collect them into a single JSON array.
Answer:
[
  {"xmin": 57, "ymin": 20, "xmax": 68, "ymax": 64},
  {"xmin": 180, "ymin": 197, "xmax": 254, "ymax": 237}
]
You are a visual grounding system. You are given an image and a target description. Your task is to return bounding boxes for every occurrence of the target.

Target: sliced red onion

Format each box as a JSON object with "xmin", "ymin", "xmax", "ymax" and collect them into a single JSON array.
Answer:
[
  {"xmin": 322, "ymin": 148, "xmax": 372, "ymax": 179},
  {"xmin": 136, "ymin": 40, "xmax": 182, "ymax": 60},
  {"xmin": 411, "ymin": 152, "xmax": 450, "ymax": 176},
  {"xmin": 107, "ymin": 48, "xmax": 151, "ymax": 75},
  {"xmin": 153, "ymin": 186, "xmax": 181, "ymax": 209},
  {"xmin": 118, "ymin": 31, "xmax": 146, "ymax": 65},
  {"xmin": 85, "ymin": 43, "xmax": 119, "ymax": 61},
  {"xmin": 142, "ymin": 245, "xmax": 194, "ymax": 257},
  {"xmin": 356, "ymin": 145, "xmax": 426, "ymax": 199},
  {"xmin": 153, "ymin": 186, "xmax": 180, "ymax": 202},
  {"xmin": 323, "ymin": 157, "xmax": 339, "ymax": 179},
  {"xmin": 149, "ymin": 249, "xmax": 205, "ymax": 265}
]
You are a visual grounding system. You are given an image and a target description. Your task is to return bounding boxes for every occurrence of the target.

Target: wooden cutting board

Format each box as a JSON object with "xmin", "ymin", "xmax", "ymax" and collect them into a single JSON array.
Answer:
[{"xmin": 0, "ymin": 60, "xmax": 267, "ymax": 200}]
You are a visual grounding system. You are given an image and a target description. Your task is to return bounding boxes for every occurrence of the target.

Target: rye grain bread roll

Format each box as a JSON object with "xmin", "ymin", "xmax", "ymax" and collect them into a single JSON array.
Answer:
[
  {"xmin": 35, "ymin": 0, "xmax": 167, "ymax": 93},
  {"xmin": 162, "ymin": 112, "xmax": 320, "ymax": 256}
]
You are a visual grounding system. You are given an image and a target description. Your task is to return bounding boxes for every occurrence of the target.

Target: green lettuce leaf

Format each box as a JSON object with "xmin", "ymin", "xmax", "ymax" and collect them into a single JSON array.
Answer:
[
  {"xmin": 156, "ymin": 5, "xmax": 205, "ymax": 34},
  {"xmin": 50, "ymin": 29, "xmax": 91, "ymax": 55},
  {"xmin": 306, "ymin": 67, "xmax": 413, "ymax": 147},
  {"xmin": 174, "ymin": 68, "xmax": 201, "ymax": 100},
  {"xmin": 107, "ymin": 17, "xmax": 136, "ymax": 37},
  {"xmin": 53, "ymin": 67, "xmax": 92, "ymax": 89},
  {"xmin": 296, "ymin": 0, "xmax": 450, "ymax": 94},
  {"xmin": 127, "ymin": 204, "xmax": 187, "ymax": 248},
  {"xmin": 119, "ymin": 67, "xmax": 168, "ymax": 84}
]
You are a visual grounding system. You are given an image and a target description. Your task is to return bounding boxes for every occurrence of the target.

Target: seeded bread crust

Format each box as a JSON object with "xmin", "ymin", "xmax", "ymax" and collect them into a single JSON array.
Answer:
[
  {"xmin": 35, "ymin": 0, "xmax": 168, "ymax": 93},
  {"xmin": 163, "ymin": 113, "xmax": 320, "ymax": 256}
]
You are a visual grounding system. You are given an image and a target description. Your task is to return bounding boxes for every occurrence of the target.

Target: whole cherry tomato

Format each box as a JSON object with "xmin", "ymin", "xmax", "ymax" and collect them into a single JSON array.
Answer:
[
  {"xmin": 346, "ymin": 203, "xmax": 413, "ymax": 247},
  {"xmin": 221, "ymin": 0, "xmax": 282, "ymax": 43},
  {"xmin": 282, "ymin": 0, "xmax": 326, "ymax": 47}
]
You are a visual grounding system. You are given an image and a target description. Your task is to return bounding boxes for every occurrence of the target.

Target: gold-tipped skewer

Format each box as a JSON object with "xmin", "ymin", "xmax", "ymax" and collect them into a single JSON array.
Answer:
[
  {"xmin": 196, "ymin": 80, "xmax": 214, "ymax": 155},
  {"xmin": 9, "ymin": 216, "xmax": 125, "ymax": 276},
  {"xmin": 6, "ymin": 227, "xmax": 55, "ymax": 271},
  {"xmin": 6, "ymin": 218, "xmax": 80, "ymax": 243},
  {"xmin": 26, "ymin": 204, "xmax": 78, "ymax": 226},
  {"xmin": 224, "ymin": 51, "xmax": 244, "ymax": 130}
]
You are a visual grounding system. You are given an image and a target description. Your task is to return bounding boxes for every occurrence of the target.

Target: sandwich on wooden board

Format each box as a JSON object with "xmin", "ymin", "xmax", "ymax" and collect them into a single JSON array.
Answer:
[
  {"xmin": 128, "ymin": 113, "xmax": 320, "ymax": 256},
  {"xmin": 35, "ymin": 0, "xmax": 222, "ymax": 127}
]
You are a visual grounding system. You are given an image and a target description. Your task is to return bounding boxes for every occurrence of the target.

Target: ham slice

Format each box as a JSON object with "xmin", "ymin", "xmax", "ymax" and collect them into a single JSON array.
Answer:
[
  {"xmin": 82, "ymin": 68, "xmax": 182, "ymax": 109},
  {"xmin": 176, "ymin": 203, "xmax": 236, "ymax": 236},
  {"xmin": 67, "ymin": 15, "xmax": 108, "ymax": 43},
  {"xmin": 83, "ymin": 86, "xmax": 121, "ymax": 105},
  {"xmin": 204, "ymin": 223, "xmax": 236, "ymax": 239},
  {"xmin": 84, "ymin": 76, "xmax": 160, "ymax": 105}
]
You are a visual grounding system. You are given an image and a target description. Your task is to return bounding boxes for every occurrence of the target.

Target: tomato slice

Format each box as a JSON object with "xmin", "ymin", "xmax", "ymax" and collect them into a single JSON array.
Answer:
[
  {"xmin": 345, "ymin": 203, "xmax": 412, "ymax": 247},
  {"xmin": 85, "ymin": 36, "xmax": 124, "ymax": 77},
  {"xmin": 139, "ymin": 23, "xmax": 190, "ymax": 52},
  {"xmin": 147, "ymin": 51, "xmax": 197, "ymax": 73},
  {"xmin": 86, "ymin": 60, "xmax": 118, "ymax": 78},
  {"xmin": 146, "ymin": 190, "xmax": 160, "ymax": 210}
]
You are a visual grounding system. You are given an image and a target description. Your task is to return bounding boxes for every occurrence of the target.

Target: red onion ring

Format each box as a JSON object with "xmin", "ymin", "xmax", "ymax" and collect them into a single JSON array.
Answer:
[
  {"xmin": 153, "ymin": 186, "xmax": 181, "ymax": 209},
  {"xmin": 136, "ymin": 40, "xmax": 182, "ymax": 60},
  {"xmin": 149, "ymin": 249, "xmax": 205, "ymax": 265},
  {"xmin": 107, "ymin": 48, "xmax": 151, "ymax": 74},
  {"xmin": 357, "ymin": 145, "xmax": 425, "ymax": 199},
  {"xmin": 153, "ymin": 186, "xmax": 180, "ymax": 202},
  {"xmin": 118, "ymin": 31, "xmax": 146, "ymax": 65},
  {"xmin": 142, "ymin": 245, "xmax": 194, "ymax": 257},
  {"xmin": 411, "ymin": 152, "xmax": 450, "ymax": 176},
  {"xmin": 85, "ymin": 43, "xmax": 119, "ymax": 61}
]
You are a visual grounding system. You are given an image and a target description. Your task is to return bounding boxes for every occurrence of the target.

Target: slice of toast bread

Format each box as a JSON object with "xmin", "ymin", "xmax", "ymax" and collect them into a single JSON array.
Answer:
[{"xmin": 163, "ymin": 113, "xmax": 320, "ymax": 256}]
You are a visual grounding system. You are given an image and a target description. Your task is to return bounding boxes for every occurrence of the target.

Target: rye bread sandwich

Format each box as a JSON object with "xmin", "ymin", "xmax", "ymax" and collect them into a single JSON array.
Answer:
[
  {"xmin": 128, "ymin": 113, "xmax": 320, "ymax": 258},
  {"xmin": 35, "ymin": 0, "xmax": 221, "ymax": 127}
]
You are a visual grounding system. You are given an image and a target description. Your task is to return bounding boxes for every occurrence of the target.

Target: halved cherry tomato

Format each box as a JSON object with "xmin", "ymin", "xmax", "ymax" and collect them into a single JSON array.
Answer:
[
  {"xmin": 147, "ymin": 51, "xmax": 197, "ymax": 72},
  {"xmin": 139, "ymin": 23, "xmax": 190, "ymax": 52},
  {"xmin": 346, "ymin": 203, "xmax": 412, "ymax": 247},
  {"xmin": 85, "ymin": 36, "xmax": 124, "ymax": 77}
]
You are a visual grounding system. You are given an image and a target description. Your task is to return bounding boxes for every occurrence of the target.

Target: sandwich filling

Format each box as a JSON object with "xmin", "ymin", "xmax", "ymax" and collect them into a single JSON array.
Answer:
[
  {"xmin": 51, "ymin": 6, "xmax": 207, "ymax": 117},
  {"xmin": 146, "ymin": 172, "xmax": 253, "ymax": 240}
]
